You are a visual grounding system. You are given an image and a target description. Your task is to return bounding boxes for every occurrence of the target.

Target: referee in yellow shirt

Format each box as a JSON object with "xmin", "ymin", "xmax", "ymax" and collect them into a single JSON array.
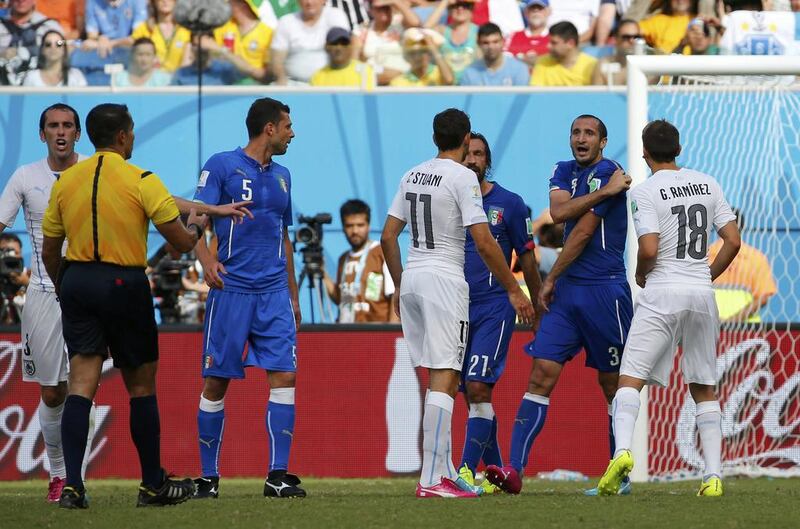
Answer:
[{"xmin": 41, "ymin": 103, "xmax": 205, "ymax": 509}]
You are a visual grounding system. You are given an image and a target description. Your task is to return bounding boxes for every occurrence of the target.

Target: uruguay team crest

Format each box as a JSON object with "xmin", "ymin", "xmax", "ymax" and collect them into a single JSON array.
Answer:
[
  {"xmin": 278, "ymin": 177, "xmax": 288, "ymax": 193},
  {"xmin": 488, "ymin": 206, "xmax": 504, "ymax": 226}
]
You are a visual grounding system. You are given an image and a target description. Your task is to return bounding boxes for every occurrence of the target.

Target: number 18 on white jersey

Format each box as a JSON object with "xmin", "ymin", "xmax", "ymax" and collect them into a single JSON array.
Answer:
[{"xmin": 630, "ymin": 167, "xmax": 736, "ymax": 289}]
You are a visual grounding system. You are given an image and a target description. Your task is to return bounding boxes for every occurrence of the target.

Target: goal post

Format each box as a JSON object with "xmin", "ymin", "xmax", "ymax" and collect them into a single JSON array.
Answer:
[{"xmin": 625, "ymin": 56, "xmax": 800, "ymax": 482}]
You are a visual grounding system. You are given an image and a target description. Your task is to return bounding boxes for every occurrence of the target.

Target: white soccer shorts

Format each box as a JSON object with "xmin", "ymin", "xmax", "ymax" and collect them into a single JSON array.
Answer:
[
  {"xmin": 621, "ymin": 288, "xmax": 719, "ymax": 387},
  {"xmin": 20, "ymin": 287, "xmax": 68, "ymax": 385},
  {"xmin": 399, "ymin": 269, "xmax": 469, "ymax": 371}
]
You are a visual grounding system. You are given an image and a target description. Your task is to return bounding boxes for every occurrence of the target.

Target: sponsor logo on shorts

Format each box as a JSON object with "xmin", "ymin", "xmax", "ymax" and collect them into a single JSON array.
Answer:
[
  {"xmin": 457, "ymin": 345, "xmax": 464, "ymax": 365},
  {"xmin": 292, "ymin": 346, "xmax": 297, "ymax": 368},
  {"xmin": 23, "ymin": 360, "xmax": 35, "ymax": 376},
  {"xmin": 204, "ymin": 355, "xmax": 213, "ymax": 369},
  {"xmin": 24, "ymin": 335, "xmax": 31, "ymax": 356}
]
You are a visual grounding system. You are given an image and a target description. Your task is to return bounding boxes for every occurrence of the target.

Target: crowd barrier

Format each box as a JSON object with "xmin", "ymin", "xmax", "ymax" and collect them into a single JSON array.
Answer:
[{"xmin": 2, "ymin": 326, "xmax": 798, "ymax": 480}]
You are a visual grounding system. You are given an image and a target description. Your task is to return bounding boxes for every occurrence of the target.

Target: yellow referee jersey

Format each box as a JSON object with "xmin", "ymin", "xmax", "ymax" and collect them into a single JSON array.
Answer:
[{"xmin": 42, "ymin": 151, "xmax": 180, "ymax": 268}]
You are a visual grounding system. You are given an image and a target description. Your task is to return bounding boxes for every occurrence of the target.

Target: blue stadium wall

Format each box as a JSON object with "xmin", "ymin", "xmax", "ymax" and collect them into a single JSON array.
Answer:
[{"xmin": 1, "ymin": 90, "xmax": 797, "ymax": 321}]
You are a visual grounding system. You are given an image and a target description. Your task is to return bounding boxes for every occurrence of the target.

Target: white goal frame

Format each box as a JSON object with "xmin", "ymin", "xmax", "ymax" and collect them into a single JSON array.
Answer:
[{"xmin": 625, "ymin": 55, "xmax": 800, "ymax": 482}]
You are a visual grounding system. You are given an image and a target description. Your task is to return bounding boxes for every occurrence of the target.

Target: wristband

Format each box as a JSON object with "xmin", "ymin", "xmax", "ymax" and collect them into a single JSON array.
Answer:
[{"xmin": 188, "ymin": 223, "xmax": 203, "ymax": 240}]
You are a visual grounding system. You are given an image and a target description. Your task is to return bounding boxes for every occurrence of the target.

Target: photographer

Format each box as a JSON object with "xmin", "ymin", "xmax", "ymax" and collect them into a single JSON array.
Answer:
[
  {"xmin": 0, "ymin": 232, "xmax": 28, "ymax": 323},
  {"xmin": 323, "ymin": 199, "xmax": 397, "ymax": 323},
  {"xmin": 148, "ymin": 241, "xmax": 202, "ymax": 324}
]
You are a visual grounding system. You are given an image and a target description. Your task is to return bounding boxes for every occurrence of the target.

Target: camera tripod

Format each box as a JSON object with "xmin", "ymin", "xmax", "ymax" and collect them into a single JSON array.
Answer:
[{"xmin": 297, "ymin": 267, "xmax": 335, "ymax": 324}]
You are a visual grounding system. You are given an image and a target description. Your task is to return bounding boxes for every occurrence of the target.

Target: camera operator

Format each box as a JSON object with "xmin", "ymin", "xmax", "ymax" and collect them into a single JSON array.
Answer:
[
  {"xmin": 147, "ymin": 241, "xmax": 201, "ymax": 324},
  {"xmin": 0, "ymin": 232, "xmax": 28, "ymax": 323},
  {"xmin": 323, "ymin": 199, "xmax": 397, "ymax": 323}
]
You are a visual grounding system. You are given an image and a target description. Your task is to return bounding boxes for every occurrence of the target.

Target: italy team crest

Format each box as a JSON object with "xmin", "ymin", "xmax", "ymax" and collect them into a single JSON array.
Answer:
[{"xmin": 488, "ymin": 206, "xmax": 504, "ymax": 226}]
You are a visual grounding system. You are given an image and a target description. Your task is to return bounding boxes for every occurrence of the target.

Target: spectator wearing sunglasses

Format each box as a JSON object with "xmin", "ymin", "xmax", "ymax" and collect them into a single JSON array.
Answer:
[
  {"xmin": 23, "ymin": 29, "xmax": 86, "ymax": 86},
  {"xmin": 424, "ymin": 0, "xmax": 479, "ymax": 83},
  {"xmin": 591, "ymin": 19, "xmax": 640, "ymax": 85}
]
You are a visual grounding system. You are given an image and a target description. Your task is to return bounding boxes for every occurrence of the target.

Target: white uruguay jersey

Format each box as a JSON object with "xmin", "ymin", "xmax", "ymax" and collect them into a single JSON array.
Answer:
[
  {"xmin": 0, "ymin": 156, "xmax": 85, "ymax": 291},
  {"xmin": 388, "ymin": 157, "xmax": 487, "ymax": 277},
  {"xmin": 630, "ymin": 167, "xmax": 736, "ymax": 289}
]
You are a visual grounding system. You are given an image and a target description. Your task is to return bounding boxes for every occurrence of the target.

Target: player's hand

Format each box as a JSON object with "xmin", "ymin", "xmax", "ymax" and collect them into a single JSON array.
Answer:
[
  {"xmin": 187, "ymin": 208, "xmax": 209, "ymax": 230},
  {"xmin": 532, "ymin": 298, "xmax": 545, "ymax": 332},
  {"xmin": 509, "ymin": 288, "xmax": 535, "ymax": 325},
  {"xmin": 203, "ymin": 261, "xmax": 227, "ymax": 289},
  {"xmin": 211, "ymin": 201, "xmax": 254, "ymax": 223},
  {"xmin": 291, "ymin": 296, "xmax": 302, "ymax": 330},
  {"xmin": 635, "ymin": 273, "xmax": 646, "ymax": 288},
  {"xmin": 605, "ymin": 168, "xmax": 632, "ymax": 196},
  {"xmin": 539, "ymin": 277, "xmax": 555, "ymax": 311}
]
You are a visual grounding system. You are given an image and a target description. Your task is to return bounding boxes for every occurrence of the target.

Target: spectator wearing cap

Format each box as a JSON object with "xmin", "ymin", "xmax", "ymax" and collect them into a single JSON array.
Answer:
[
  {"xmin": 530, "ymin": 20, "xmax": 596, "ymax": 86},
  {"xmin": 206, "ymin": 0, "xmax": 272, "ymax": 83},
  {"xmin": 38, "ymin": 0, "xmax": 84, "ymax": 40},
  {"xmin": 130, "ymin": 0, "xmax": 191, "ymax": 72},
  {"xmin": 84, "ymin": 0, "xmax": 148, "ymax": 58},
  {"xmin": 389, "ymin": 28, "xmax": 454, "ymax": 86},
  {"xmin": 639, "ymin": 0, "xmax": 697, "ymax": 53},
  {"xmin": 310, "ymin": 27, "xmax": 375, "ymax": 87},
  {"xmin": 352, "ymin": 0, "xmax": 420, "ymax": 85},
  {"xmin": 677, "ymin": 17, "xmax": 719, "ymax": 54},
  {"xmin": 505, "ymin": 0, "xmax": 551, "ymax": 68},
  {"xmin": 423, "ymin": 0, "xmax": 479, "ymax": 83},
  {"xmin": 547, "ymin": 0, "xmax": 600, "ymax": 44},
  {"xmin": 270, "ymin": 0, "xmax": 349, "ymax": 84},
  {"xmin": 0, "ymin": 0, "xmax": 64, "ymax": 85},
  {"xmin": 113, "ymin": 37, "xmax": 171, "ymax": 86},
  {"xmin": 592, "ymin": 19, "xmax": 640, "ymax": 85},
  {"xmin": 460, "ymin": 22, "xmax": 528, "ymax": 85}
]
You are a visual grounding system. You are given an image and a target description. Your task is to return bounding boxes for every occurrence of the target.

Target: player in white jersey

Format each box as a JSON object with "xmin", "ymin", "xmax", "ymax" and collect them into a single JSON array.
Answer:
[
  {"xmin": 381, "ymin": 108, "xmax": 534, "ymax": 498},
  {"xmin": 596, "ymin": 120, "xmax": 741, "ymax": 497}
]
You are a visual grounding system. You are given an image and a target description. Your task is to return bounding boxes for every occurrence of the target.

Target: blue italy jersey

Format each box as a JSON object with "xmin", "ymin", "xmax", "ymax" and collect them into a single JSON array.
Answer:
[
  {"xmin": 194, "ymin": 148, "xmax": 293, "ymax": 293},
  {"xmin": 550, "ymin": 158, "xmax": 627, "ymax": 284},
  {"xmin": 464, "ymin": 183, "xmax": 533, "ymax": 302}
]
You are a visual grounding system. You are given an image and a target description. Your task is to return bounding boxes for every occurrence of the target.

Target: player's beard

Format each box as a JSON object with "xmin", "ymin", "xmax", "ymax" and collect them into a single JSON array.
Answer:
[{"xmin": 467, "ymin": 164, "xmax": 485, "ymax": 183}]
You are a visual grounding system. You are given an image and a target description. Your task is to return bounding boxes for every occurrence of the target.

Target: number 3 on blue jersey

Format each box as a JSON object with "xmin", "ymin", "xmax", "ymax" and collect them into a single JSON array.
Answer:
[{"xmin": 242, "ymin": 179, "xmax": 253, "ymax": 201}]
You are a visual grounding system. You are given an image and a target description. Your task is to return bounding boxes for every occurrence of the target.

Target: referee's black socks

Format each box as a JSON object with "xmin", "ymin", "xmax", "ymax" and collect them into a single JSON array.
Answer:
[
  {"xmin": 62, "ymin": 394, "xmax": 92, "ymax": 490},
  {"xmin": 130, "ymin": 395, "xmax": 162, "ymax": 489}
]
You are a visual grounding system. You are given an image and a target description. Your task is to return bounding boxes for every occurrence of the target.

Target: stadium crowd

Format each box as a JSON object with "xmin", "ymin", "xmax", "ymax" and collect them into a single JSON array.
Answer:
[{"xmin": 0, "ymin": 0, "xmax": 798, "ymax": 88}]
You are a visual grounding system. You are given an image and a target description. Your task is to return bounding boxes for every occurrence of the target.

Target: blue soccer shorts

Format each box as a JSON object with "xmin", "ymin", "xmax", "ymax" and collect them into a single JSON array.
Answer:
[
  {"xmin": 201, "ymin": 288, "xmax": 297, "ymax": 379},
  {"xmin": 526, "ymin": 280, "xmax": 632, "ymax": 372},
  {"xmin": 461, "ymin": 297, "xmax": 517, "ymax": 385}
]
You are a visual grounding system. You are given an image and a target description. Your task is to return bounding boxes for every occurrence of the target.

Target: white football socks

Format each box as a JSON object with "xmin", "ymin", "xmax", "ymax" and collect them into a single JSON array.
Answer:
[
  {"xmin": 420, "ymin": 391, "xmax": 455, "ymax": 487},
  {"xmin": 695, "ymin": 400, "xmax": 722, "ymax": 479},
  {"xmin": 38, "ymin": 399, "xmax": 65, "ymax": 479},
  {"xmin": 612, "ymin": 387, "xmax": 641, "ymax": 457}
]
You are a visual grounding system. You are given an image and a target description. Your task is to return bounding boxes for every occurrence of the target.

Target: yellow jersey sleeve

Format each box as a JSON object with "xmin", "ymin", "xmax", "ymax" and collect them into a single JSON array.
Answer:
[
  {"xmin": 139, "ymin": 172, "xmax": 180, "ymax": 226},
  {"xmin": 131, "ymin": 22, "xmax": 151, "ymax": 40},
  {"xmin": 42, "ymin": 181, "xmax": 66, "ymax": 238}
]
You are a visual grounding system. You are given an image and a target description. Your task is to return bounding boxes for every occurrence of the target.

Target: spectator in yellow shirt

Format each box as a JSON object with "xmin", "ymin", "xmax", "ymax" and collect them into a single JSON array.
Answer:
[
  {"xmin": 311, "ymin": 27, "xmax": 376, "ymax": 88},
  {"xmin": 530, "ymin": 21, "xmax": 596, "ymax": 86},
  {"xmin": 390, "ymin": 28, "xmax": 454, "ymax": 86},
  {"xmin": 639, "ymin": 0, "xmax": 697, "ymax": 53},
  {"xmin": 707, "ymin": 208, "xmax": 777, "ymax": 323},
  {"xmin": 208, "ymin": 0, "xmax": 272, "ymax": 82},
  {"xmin": 130, "ymin": 0, "xmax": 191, "ymax": 72}
]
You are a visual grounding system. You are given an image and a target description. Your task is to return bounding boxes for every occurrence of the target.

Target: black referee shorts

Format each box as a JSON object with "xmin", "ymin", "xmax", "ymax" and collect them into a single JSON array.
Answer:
[{"xmin": 59, "ymin": 262, "xmax": 158, "ymax": 369}]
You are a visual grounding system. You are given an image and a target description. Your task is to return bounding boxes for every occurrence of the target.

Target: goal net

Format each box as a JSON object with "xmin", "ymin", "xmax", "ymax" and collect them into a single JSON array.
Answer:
[{"xmin": 626, "ymin": 56, "xmax": 800, "ymax": 481}]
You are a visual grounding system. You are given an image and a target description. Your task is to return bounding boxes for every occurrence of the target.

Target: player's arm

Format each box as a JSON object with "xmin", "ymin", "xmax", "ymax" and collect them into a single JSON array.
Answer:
[
  {"xmin": 539, "ymin": 211, "xmax": 599, "ymax": 309},
  {"xmin": 380, "ymin": 214, "xmax": 406, "ymax": 319},
  {"xmin": 154, "ymin": 210, "xmax": 207, "ymax": 254},
  {"xmin": 549, "ymin": 168, "xmax": 631, "ymax": 224},
  {"xmin": 517, "ymin": 249, "xmax": 544, "ymax": 331},
  {"xmin": 173, "ymin": 196, "xmax": 254, "ymax": 223},
  {"xmin": 194, "ymin": 230, "xmax": 226, "ymax": 289},
  {"xmin": 283, "ymin": 227, "xmax": 302, "ymax": 329},
  {"xmin": 41, "ymin": 234, "xmax": 65, "ymax": 294},
  {"xmin": 709, "ymin": 220, "xmax": 741, "ymax": 282},
  {"xmin": 470, "ymin": 222, "xmax": 535, "ymax": 325},
  {"xmin": 635, "ymin": 233, "xmax": 659, "ymax": 288}
]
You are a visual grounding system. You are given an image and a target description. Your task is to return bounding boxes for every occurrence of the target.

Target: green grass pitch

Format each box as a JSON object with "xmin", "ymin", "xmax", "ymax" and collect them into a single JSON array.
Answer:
[{"xmin": 2, "ymin": 477, "xmax": 799, "ymax": 529}]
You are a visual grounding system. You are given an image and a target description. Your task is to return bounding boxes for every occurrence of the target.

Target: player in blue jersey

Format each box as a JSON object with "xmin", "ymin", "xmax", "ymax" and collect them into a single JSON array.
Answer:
[
  {"xmin": 190, "ymin": 98, "xmax": 305, "ymax": 499},
  {"xmin": 456, "ymin": 133, "xmax": 543, "ymax": 494},
  {"xmin": 486, "ymin": 115, "xmax": 633, "ymax": 495}
]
